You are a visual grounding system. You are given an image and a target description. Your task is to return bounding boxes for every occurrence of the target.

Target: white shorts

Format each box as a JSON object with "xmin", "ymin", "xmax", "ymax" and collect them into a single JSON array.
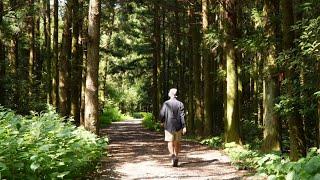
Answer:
[{"xmin": 165, "ymin": 130, "xmax": 182, "ymax": 141}]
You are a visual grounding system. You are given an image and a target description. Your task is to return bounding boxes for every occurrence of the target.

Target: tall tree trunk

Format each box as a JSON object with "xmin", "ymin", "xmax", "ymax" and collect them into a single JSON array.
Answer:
[
  {"xmin": 80, "ymin": 48, "xmax": 86, "ymax": 126},
  {"xmin": 8, "ymin": 39, "xmax": 19, "ymax": 108},
  {"xmin": 191, "ymin": 0, "xmax": 203, "ymax": 135},
  {"xmin": 217, "ymin": 3, "xmax": 226, "ymax": 135},
  {"xmin": 161, "ymin": 7, "xmax": 167, "ymax": 102},
  {"xmin": 203, "ymin": 0, "xmax": 214, "ymax": 136},
  {"xmin": 174, "ymin": 1, "xmax": 183, "ymax": 103},
  {"xmin": 80, "ymin": 13, "xmax": 88, "ymax": 126},
  {"xmin": 59, "ymin": 1, "xmax": 72, "ymax": 116},
  {"xmin": 236, "ymin": 2, "xmax": 243, "ymax": 139},
  {"xmin": 84, "ymin": 0, "xmax": 101, "ymax": 134},
  {"xmin": 257, "ymin": 53, "xmax": 264, "ymax": 126},
  {"xmin": 34, "ymin": 1, "xmax": 41, "ymax": 98},
  {"xmin": 28, "ymin": 0, "xmax": 35, "ymax": 95},
  {"xmin": 7, "ymin": 0, "xmax": 19, "ymax": 109},
  {"xmin": 71, "ymin": 0, "xmax": 83, "ymax": 124},
  {"xmin": 52, "ymin": 0, "xmax": 59, "ymax": 108},
  {"xmin": 211, "ymin": 48, "xmax": 219, "ymax": 135},
  {"xmin": 152, "ymin": 1, "xmax": 161, "ymax": 121},
  {"xmin": 187, "ymin": 6, "xmax": 194, "ymax": 134},
  {"xmin": 261, "ymin": 0, "xmax": 281, "ymax": 152},
  {"xmin": 281, "ymin": 0, "xmax": 306, "ymax": 161},
  {"xmin": 0, "ymin": 1, "xmax": 5, "ymax": 105},
  {"xmin": 318, "ymin": 62, "xmax": 320, "ymax": 148},
  {"xmin": 43, "ymin": 0, "xmax": 51, "ymax": 103},
  {"xmin": 224, "ymin": 0, "xmax": 240, "ymax": 143}
]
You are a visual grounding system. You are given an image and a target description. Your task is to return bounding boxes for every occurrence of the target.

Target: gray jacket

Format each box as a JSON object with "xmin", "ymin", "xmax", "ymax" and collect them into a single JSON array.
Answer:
[{"xmin": 159, "ymin": 98, "xmax": 185, "ymax": 133}]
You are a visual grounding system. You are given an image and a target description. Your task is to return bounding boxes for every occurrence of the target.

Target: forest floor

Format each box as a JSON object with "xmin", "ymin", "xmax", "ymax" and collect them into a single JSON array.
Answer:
[{"xmin": 95, "ymin": 119, "xmax": 255, "ymax": 180}]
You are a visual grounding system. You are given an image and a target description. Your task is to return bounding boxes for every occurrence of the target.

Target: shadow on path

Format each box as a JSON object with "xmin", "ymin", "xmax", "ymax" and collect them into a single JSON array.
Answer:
[
  {"xmin": 95, "ymin": 119, "xmax": 248, "ymax": 179},
  {"xmin": 179, "ymin": 159, "xmax": 218, "ymax": 167}
]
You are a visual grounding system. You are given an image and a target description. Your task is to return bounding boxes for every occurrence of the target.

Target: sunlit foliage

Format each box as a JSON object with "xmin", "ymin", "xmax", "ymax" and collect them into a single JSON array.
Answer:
[{"xmin": 0, "ymin": 106, "xmax": 107, "ymax": 178}]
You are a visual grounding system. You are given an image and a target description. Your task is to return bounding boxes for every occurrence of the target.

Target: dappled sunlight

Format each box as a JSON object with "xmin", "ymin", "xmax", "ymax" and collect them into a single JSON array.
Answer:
[{"xmin": 96, "ymin": 119, "xmax": 248, "ymax": 179}]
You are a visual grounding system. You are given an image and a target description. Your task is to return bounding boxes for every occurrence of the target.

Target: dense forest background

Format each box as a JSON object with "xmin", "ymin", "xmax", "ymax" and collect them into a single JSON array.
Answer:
[{"xmin": 1, "ymin": 0, "xmax": 320, "ymax": 177}]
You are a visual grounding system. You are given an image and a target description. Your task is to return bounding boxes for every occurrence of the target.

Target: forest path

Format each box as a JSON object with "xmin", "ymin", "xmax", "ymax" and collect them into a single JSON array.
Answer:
[{"xmin": 97, "ymin": 119, "xmax": 249, "ymax": 179}]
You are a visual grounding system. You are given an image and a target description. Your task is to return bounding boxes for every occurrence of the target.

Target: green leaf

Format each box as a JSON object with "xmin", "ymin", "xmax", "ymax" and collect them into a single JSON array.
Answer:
[
  {"xmin": 267, "ymin": 175, "xmax": 277, "ymax": 180},
  {"xmin": 17, "ymin": 138, "xmax": 24, "ymax": 145},
  {"xmin": 58, "ymin": 161, "xmax": 65, "ymax": 166},
  {"xmin": 30, "ymin": 155, "xmax": 38, "ymax": 161},
  {"xmin": 57, "ymin": 171, "xmax": 70, "ymax": 178},
  {"xmin": 314, "ymin": 91, "xmax": 320, "ymax": 97},
  {"xmin": 286, "ymin": 171, "xmax": 295, "ymax": 180},
  {"xmin": 0, "ymin": 162, "xmax": 7, "ymax": 170},
  {"xmin": 30, "ymin": 162, "xmax": 40, "ymax": 171},
  {"xmin": 312, "ymin": 173, "xmax": 320, "ymax": 180},
  {"xmin": 304, "ymin": 157, "xmax": 320, "ymax": 174},
  {"xmin": 39, "ymin": 144, "xmax": 51, "ymax": 151}
]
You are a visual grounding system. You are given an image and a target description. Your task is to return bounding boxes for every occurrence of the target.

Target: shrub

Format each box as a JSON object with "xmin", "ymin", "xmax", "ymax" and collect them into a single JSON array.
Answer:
[
  {"xmin": 131, "ymin": 112, "xmax": 144, "ymax": 119},
  {"xmin": 241, "ymin": 119, "xmax": 263, "ymax": 149},
  {"xmin": 0, "ymin": 106, "xmax": 107, "ymax": 179},
  {"xmin": 199, "ymin": 137, "xmax": 320, "ymax": 179},
  {"xmin": 141, "ymin": 112, "xmax": 162, "ymax": 132},
  {"xmin": 100, "ymin": 104, "xmax": 131, "ymax": 126},
  {"xmin": 200, "ymin": 136, "xmax": 223, "ymax": 149},
  {"xmin": 222, "ymin": 143, "xmax": 320, "ymax": 179},
  {"xmin": 224, "ymin": 142, "xmax": 261, "ymax": 170},
  {"xmin": 257, "ymin": 148, "xmax": 320, "ymax": 180}
]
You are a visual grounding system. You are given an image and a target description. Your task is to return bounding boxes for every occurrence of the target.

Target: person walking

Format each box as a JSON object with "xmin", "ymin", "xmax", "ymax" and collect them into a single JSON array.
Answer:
[{"xmin": 159, "ymin": 88, "xmax": 186, "ymax": 167}]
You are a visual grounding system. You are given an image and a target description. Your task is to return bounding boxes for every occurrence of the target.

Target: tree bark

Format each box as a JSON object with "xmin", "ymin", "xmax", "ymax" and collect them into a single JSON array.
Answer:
[
  {"xmin": 84, "ymin": 0, "xmax": 101, "ymax": 134},
  {"xmin": 80, "ymin": 12, "xmax": 88, "ymax": 126},
  {"xmin": 0, "ymin": 1, "xmax": 5, "ymax": 105},
  {"xmin": 224, "ymin": 0, "xmax": 240, "ymax": 143},
  {"xmin": 281, "ymin": 0, "xmax": 306, "ymax": 160},
  {"xmin": 318, "ymin": 62, "xmax": 320, "ymax": 148},
  {"xmin": 152, "ymin": 0, "xmax": 161, "ymax": 121},
  {"xmin": 261, "ymin": 0, "xmax": 281, "ymax": 152},
  {"xmin": 52, "ymin": 0, "xmax": 59, "ymax": 108},
  {"xmin": 43, "ymin": 0, "xmax": 51, "ymax": 103},
  {"xmin": 34, "ymin": 1, "xmax": 41, "ymax": 97},
  {"xmin": 59, "ymin": 1, "xmax": 72, "ymax": 116},
  {"xmin": 80, "ymin": 48, "xmax": 86, "ymax": 126},
  {"xmin": 8, "ymin": 38, "xmax": 19, "ymax": 108},
  {"xmin": 187, "ymin": 6, "xmax": 194, "ymax": 134},
  {"xmin": 191, "ymin": 0, "xmax": 203, "ymax": 135},
  {"xmin": 71, "ymin": 0, "xmax": 83, "ymax": 124},
  {"xmin": 216, "ymin": 3, "xmax": 226, "ymax": 135},
  {"xmin": 203, "ymin": 0, "xmax": 214, "ymax": 136},
  {"xmin": 28, "ymin": 0, "xmax": 35, "ymax": 95},
  {"xmin": 161, "ymin": 7, "xmax": 167, "ymax": 103},
  {"xmin": 174, "ymin": 1, "xmax": 183, "ymax": 103}
]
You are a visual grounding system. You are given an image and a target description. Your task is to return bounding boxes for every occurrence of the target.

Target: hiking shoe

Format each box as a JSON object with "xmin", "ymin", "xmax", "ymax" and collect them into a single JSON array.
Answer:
[
  {"xmin": 173, "ymin": 156, "xmax": 178, "ymax": 167},
  {"xmin": 171, "ymin": 154, "xmax": 175, "ymax": 165},
  {"xmin": 171, "ymin": 154, "xmax": 177, "ymax": 167}
]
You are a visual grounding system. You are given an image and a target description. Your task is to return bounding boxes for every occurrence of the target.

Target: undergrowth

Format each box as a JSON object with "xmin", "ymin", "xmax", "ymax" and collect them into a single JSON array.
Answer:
[
  {"xmin": 100, "ymin": 104, "xmax": 131, "ymax": 127},
  {"xmin": 201, "ymin": 136, "xmax": 320, "ymax": 180},
  {"xmin": 0, "ymin": 106, "xmax": 107, "ymax": 179},
  {"xmin": 141, "ymin": 112, "xmax": 162, "ymax": 132}
]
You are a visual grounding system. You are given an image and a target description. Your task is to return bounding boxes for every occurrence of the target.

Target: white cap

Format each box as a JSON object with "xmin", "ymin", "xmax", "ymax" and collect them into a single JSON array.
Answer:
[{"xmin": 168, "ymin": 88, "xmax": 177, "ymax": 98}]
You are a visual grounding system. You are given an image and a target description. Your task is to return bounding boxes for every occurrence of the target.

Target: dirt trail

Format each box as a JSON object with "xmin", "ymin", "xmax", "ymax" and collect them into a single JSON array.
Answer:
[{"xmin": 97, "ymin": 119, "xmax": 248, "ymax": 179}]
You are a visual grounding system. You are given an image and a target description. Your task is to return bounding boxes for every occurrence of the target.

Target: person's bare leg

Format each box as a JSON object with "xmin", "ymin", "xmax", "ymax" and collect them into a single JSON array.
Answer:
[
  {"xmin": 168, "ymin": 141, "xmax": 174, "ymax": 155},
  {"xmin": 173, "ymin": 141, "xmax": 181, "ymax": 157}
]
